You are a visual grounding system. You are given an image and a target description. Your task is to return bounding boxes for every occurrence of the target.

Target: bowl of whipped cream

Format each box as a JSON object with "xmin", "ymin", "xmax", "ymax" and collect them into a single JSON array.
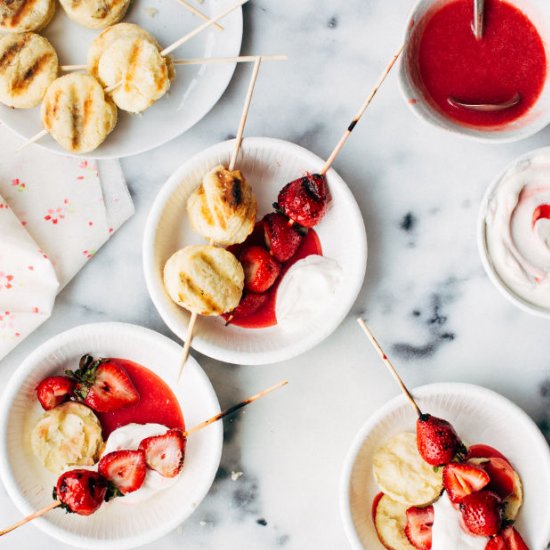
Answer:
[{"xmin": 479, "ymin": 147, "xmax": 550, "ymax": 317}]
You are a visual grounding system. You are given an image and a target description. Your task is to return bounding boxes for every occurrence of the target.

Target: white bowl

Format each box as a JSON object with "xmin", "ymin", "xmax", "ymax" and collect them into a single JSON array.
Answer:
[
  {"xmin": 399, "ymin": 0, "xmax": 550, "ymax": 142},
  {"xmin": 478, "ymin": 146, "xmax": 550, "ymax": 318},
  {"xmin": 340, "ymin": 383, "xmax": 550, "ymax": 550},
  {"xmin": 0, "ymin": 322, "xmax": 222, "ymax": 549},
  {"xmin": 143, "ymin": 137, "xmax": 367, "ymax": 365}
]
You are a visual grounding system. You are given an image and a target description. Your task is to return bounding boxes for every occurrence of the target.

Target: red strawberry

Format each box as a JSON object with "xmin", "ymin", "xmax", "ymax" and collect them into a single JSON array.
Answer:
[
  {"xmin": 459, "ymin": 491, "xmax": 503, "ymax": 537},
  {"xmin": 417, "ymin": 413, "xmax": 465, "ymax": 466},
  {"xmin": 240, "ymin": 246, "xmax": 281, "ymax": 293},
  {"xmin": 139, "ymin": 429, "xmax": 186, "ymax": 478},
  {"xmin": 486, "ymin": 527, "xmax": 529, "ymax": 550},
  {"xmin": 474, "ymin": 457, "xmax": 517, "ymax": 499},
  {"xmin": 223, "ymin": 292, "xmax": 269, "ymax": 324},
  {"xmin": 443, "ymin": 462, "xmax": 490, "ymax": 503},
  {"xmin": 36, "ymin": 376, "xmax": 75, "ymax": 410},
  {"xmin": 405, "ymin": 505, "xmax": 434, "ymax": 550},
  {"xmin": 69, "ymin": 355, "xmax": 139, "ymax": 413},
  {"xmin": 263, "ymin": 212, "xmax": 305, "ymax": 262},
  {"xmin": 276, "ymin": 173, "xmax": 329, "ymax": 228},
  {"xmin": 55, "ymin": 469, "xmax": 108, "ymax": 515},
  {"xmin": 98, "ymin": 450, "xmax": 146, "ymax": 494}
]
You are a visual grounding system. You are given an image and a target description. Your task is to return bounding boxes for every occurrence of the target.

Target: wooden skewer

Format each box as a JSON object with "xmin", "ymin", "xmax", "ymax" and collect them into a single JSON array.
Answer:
[
  {"xmin": 16, "ymin": 129, "xmax": 48, "ymax": 151},
  {"xmin": 319, "ymin": 44, "xmax": 404, "ymax": 176},
  {"xmin": 161, "ymin": 0, "xmax": 248, "ymax": 57},
  {"xmin": 0, "ymin": 500, "xmax": 61, "ymax": 536},
  {"xmin": 357, "ymin": 318, "xmax": 422, "ymax": 417},
  {"xmin": 176, "ymin": 0, "xmax": 224, "ymax": 31}
]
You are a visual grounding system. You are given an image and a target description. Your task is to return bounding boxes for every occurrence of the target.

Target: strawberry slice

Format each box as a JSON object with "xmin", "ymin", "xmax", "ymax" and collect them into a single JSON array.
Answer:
[
  {"xmin": 472, "ymin": 457, "xmax": 516, "ymax": 499},
  {"xmin": 69, "ymin": 355, "xmax": 140, "ymax": 413},
  {"xmin": 240, "ymin": 246, "xmax": 281, "ymax": 293},
  {"xmin": 486, "ymin": 527, "xmax": 529, "ymax": 550},
  {"xmin": 223, "ymin": 292, "xmax": 269, "ymax": 324},
  {"xmin": 98, "ymin": 450, "xmax": 147, "ymax": 494},
  {"xmin": 263, "ymin": 212, "xmax": 305, "ymax": 262},
  {"xmin": 54, "ymin": 469, "xmax": 109, "ymax": 515},
  {"xmin": 443, "ymin": 462, "xmax": 490, "ymax": 503},
  {"xmin": 459, "ymin": 490, "xmax": 503, "ymax": 537},
  {"xmin": 36, "ymin": 376, "xmax": 75, "ymax": 410},
  {"xmin": 139, "ymin": 429, "xmax": 186, "ymax": 478},
  {"xmin": 405, "ymin": 505, "xmax": 434, "ymax": 550}
]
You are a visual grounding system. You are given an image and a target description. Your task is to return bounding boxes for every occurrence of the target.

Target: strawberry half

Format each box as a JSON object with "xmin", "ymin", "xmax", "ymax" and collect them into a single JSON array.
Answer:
[
  {"xmin": 276, "ymin": 173, "xmax": 329, "ymax": 228},
  {"xmin": 417, "ymin": 413, "xmax": 465, "ymax": 466},
  {"xmin": 443, "ymin": 462, "xmax": 490, "ymax": 503},
  {"xmin": 405, "ymin": 505, "xmax": 434, "ymax": 550},
  {"xmin": 36, "ymin": 376, "xmax": 75, "ymax": 410},
  {"xmin": 98, "ymin": 450, "xmax": 147, "ymax": 494},
  {"xmin": 54, "ymin": 469, "xmax": 108, "ymax": 515},
  {"xmin": 68, "ymin": 355, "xmax": 139, "ymax": 413},
  {"xmin": 486, "ymin": 526, "xmax": 529, "ymax": 550},
  {"xmin": 139, "ymin": 429, "xmax": 186, "ymax": 478},
  {"xmin": 459, "ymin": 490, "xmax": 503, "ymax": 537},
  {"xmin": 223, "ymin": 292, "xmax": 269, "ymax": 324},
  {"xmin": 263, "ymin": 212, "xmax": 305, "ymax": 262},
  {"xmin": 240, "ymin": 246, "xmax": 281, "ymax": 293}
]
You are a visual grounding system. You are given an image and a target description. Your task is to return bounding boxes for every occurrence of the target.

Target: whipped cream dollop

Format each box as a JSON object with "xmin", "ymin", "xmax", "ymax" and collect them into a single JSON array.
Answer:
[
  {"xmin": 431, "ymin": 492, "xmax": 487, "ymax": 550},
  {"xmin": 485, "ymin": 154, "xmax": 550, "ymax": 310},
  {"xmin": 276, "ymin": 255, "xmax": 342, "ymax": 328},
  {"xmin": 102, "ymin": 423, "xmax": 178, "ymax": 504}
]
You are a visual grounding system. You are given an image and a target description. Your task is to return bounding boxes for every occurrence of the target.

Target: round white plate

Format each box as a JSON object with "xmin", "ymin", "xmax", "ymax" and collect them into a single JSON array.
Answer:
[
  {"xmin": 0, "ymin": 322, "xmax": 222, "ymax": 549},
  {"xmin": 143, "ymin": 137, "xmax": 368, "ymax": 365},
  {"xmin": 340, "ymin": 383, "xmax": 550, "ymax": 550},
  {"xmin": 0, "ymin": 0, "xmax": 242, "ymax": 159}
]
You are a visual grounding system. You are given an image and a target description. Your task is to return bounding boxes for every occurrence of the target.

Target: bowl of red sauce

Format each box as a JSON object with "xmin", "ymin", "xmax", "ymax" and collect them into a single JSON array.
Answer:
[{"xmin": 400, "ymin": 0, "xmax": 550, "ymax": 141}]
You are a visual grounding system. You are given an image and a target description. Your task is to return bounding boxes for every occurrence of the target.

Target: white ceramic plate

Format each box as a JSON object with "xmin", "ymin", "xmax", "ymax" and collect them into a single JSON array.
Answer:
[
  {"xmin": 0, "ymin": 322, "xmax": 222, "ymax": 549},
  {"xmin": 340, "ymin": 383, "xmax": 550, "ymax": 550},
  {"xmin": 143, "ymin": 137, "xmax": 368, "ymax": 365},
  {"xmin": 0, "ymin": 0, "xmax": 242, "ymax": 159}
]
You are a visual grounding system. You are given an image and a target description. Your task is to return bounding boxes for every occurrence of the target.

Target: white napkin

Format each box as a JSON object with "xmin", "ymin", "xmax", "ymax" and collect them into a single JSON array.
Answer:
[{"xmin": 0, "ymin": 126, "xmax": 134, "ymax": 360}]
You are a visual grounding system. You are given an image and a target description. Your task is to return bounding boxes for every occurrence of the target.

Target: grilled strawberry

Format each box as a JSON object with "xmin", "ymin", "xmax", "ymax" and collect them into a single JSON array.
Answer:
[
  {"xmin": 263, "ymin": 212, "xmax": 305, "ymax": 262},
  {"xmin": 417, "ymin": 413, "xmax": 465, "ymax": 466},
  {"xmin": 98, "ymin": 450, "xmax": 146, "ymax": 494},
  {"xmin": 443, "ymin": 462, "xmax": 490, "ymax": 503},
  {"xmin": 240, "ymin": 246, "xmax": 281, "ymax": 293},
  {"xmin": 405, "ymin": 505, "xmax": 434, "ymax": 550},
  {"xmin": 68, "ymin": 355, "xmax": 139, "ymax": 413},
  {"xmin": 139, "ymin": 429, "xmax": 186, "ymax": 478},
  {"xmin": 459, "ymin": 490, "xmax": 503, "ymax": 537},
  {"xmin": 223, "ymin": 292, "xmax": 269, "ymax": 324},
  {"xmin": 486, "ymin": 526, "xmax": 529, "ymax": 550},
  {"xmin": 36, "ymin": 376, "xmax": 75, "ymax": 410},
  {"xmin": 276, "ymin": 173, "xmax": 329, "ymax": 228},
  {"xmin": 54, "ymin": 469, "xmax": 108, "ymax": 515}
]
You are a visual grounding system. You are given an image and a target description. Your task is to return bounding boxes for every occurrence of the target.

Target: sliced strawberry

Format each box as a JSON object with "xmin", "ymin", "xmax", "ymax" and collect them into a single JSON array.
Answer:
[
  {"xmin": 417, "ymin": 413, "xmax": 465, "ymax": 466},
  {"xmin": 276, "ymin": 173, "xmax": 329, "ymax": 228},
  {"xmin": 468, "ymin": 444, "xmax": 511, "ymax": 464},
  {"xmin": 55, "ymin": 469, "xmax": 108, "ymax": 515},
  {"xmin": 472, "ymin": 457, "xmax": 516, "ymax": 499},
  {"xmin": 485, "ymin": 526, "xmax": 530, "ymax": 550},
  {"xmin": 405, "ymin": 505, "xmax": 434, "ymax": 550},
  {"xmin": 459, "ymin": 490, "xmax": 503, "ymax": 537},
  {"xmin": 139, "ymin": 429, "xmax": 186, "ymax": 478},
  {"xmin": 223, "ymin": 292, "xmax": 269, "ymax": 324},
  {"xmin": 36, "ymin": 376, "xmax": 75, "ymax": 410},
  {"xmin": 240, "ymin": 246, "xmax": 281, "ymax": 293},
  {"xmin": 98, "ymin": 450, "xmax": 146, "ymax": 494},
  {"xmin": 69, "ymin": 355, "xmax": 140, "ymax": 413},
  {"xmin": 443, "ymin": 462, "xmax": 490, "ymax": 503},
  {"xmin": 263, "ymin": 212, "xmax": 305, "ymax": 262}
]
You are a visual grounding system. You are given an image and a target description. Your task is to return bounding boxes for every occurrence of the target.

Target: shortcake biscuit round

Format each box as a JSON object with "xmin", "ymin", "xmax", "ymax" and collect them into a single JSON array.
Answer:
[
  {"xmin": 0, "ymin": 0, "xmax": 55, "ymax": 33},
  {"xmin": 58, "ymin": 0, "xmax": 131, "ymax": 29},
  {"xmin": 374, "ymin": 494, "xmax": 416, "ymax": 550}
]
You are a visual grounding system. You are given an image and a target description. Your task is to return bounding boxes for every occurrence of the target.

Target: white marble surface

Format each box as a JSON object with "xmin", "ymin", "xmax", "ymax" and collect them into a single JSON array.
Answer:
[{"xmin": 1, "ymin": 0, "xmax": 550, "ymax": 549}]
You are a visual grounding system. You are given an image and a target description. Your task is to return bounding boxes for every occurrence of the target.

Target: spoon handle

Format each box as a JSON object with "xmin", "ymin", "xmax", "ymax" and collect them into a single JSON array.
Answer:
[{"xmin": 473, "ymin": 0, "xmax": 485, "ymax": 40}]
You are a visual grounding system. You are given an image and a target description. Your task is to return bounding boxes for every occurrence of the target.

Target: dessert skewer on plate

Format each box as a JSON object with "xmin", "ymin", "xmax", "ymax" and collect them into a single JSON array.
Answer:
[
  {"xmin": 175, "ymin": 0, "xmax": 224, "ymax": 31},
  {"xmin": 0, "ymin": 379, "xmax": 288, "ymax": 536}
]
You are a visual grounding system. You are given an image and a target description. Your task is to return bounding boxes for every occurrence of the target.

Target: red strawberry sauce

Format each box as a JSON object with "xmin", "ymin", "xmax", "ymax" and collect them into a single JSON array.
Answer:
[
  {"xmin": 414, "ymin": 0, "xmax": 546, "ymax": 127},
  {"xmin": 96, "ymin": 359, "xmax": 184, "ymax": 438},
  {"xmin": 227, "ymin": 223, "xmax": 322, "ymax": 329}
]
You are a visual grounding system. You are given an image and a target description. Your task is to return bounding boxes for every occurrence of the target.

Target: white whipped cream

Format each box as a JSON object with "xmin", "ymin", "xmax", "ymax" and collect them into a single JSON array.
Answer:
[
  {"xmin": 431, "ymin": 492, "xmax": 487, "ymax": 550},
  {"xmin": 102, "ymin": 423, "xmax": 178, "ymax": 504},
  {"xmin": 485, "ymin": 154, "xmax": 550, "ymax": 310},
  {"xmin": 276, "ymin": 255, "xmax": 342, "ymax": 328}
]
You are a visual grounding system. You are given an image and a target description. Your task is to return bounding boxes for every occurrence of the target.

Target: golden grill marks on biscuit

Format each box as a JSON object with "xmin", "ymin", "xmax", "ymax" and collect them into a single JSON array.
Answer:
[
  {"xmin": 0, "ymin": 0, "xmax": 55, "ymax": 33},
  {"xmin": 58, "ymin": 0, "xmax": 131, "ymax": 29}
]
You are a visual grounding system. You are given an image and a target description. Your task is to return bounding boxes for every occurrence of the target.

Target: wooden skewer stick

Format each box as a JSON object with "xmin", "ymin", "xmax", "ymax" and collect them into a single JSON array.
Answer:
[
  {"xmin": 176, "ymin": 0, "xmax": 224, "ymax": 31},
  {"xmin": 319, "ymin": 44, "xmax": 404, "ymax": 176},
  {"xmin": 16, "ymin": 129, "xmax": 48, "ymax": 151},
  {"xmin": 357, "ymin": 318, "xmax": 423, "ymax": 417},
  {"xmin": 162, "ymin": 0, "xmax": 248, "ymax": 57},
  {"xmin": 184, "ymin": 379, "xmax": 288, "ymax": 436},
  {"xmin": 0, "ymin": 500, "xmax": 61, "ymax": 537}
]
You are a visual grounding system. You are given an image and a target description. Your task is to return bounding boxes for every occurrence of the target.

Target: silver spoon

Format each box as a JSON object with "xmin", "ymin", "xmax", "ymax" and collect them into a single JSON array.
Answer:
[
  {"xmin": 447, "ymin": 93, "xmax": 521, "ymax": 112},
  {"xmin": 472, "ymin": 0, "xmax": 485, "ymax": 40}
]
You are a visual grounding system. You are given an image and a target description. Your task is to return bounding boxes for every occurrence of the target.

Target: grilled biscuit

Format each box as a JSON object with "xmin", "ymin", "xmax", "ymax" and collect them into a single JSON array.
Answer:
[
  {"xmin": 164, "ymin": 245, "xmax": 244, "ymax": 316},
  {"xmin": 0, "ymin": 0, "xmax": 55, "ymax": 33},
  {"xmin": 0, "ymin": 33, "xmax": 58, "ymax": 108},
  {"xmin": 59, "ymin": 0, "xmax": 131, "ymax": 29},
  {"xmin": 41, "ymin": 73, "xmax": 117, "ymax": 153},
  {"xmin": 187, "ymin": 165, "xmax": 257, "ymax": 246}
]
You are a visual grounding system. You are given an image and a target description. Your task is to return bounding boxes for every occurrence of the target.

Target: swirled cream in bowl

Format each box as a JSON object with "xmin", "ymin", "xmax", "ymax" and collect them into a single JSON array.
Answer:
[{"xmin": 479, "ymin": 148, "xmax": 550, "ymax": 316}]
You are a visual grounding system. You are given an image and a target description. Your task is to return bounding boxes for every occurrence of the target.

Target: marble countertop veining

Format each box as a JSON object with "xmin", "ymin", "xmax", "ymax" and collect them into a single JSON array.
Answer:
[{"xmin": 1, "ymin": 0, "xmax": 550, "ymax": 548}]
